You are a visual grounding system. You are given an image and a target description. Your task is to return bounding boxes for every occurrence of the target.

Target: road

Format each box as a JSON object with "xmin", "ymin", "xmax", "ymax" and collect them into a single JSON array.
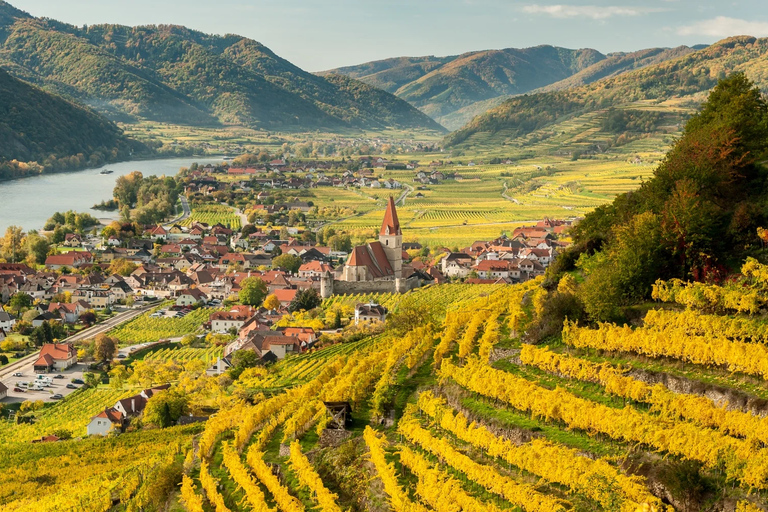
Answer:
[
  {"xmin": 502, "ymin": 182, "xmax": 522, "ymax": 205},
  {"xmin": 165, "ymin": 195, "xmax": 191, "ymax": 226},
  {"xmin": 0, "ymin": 303, "xmax": 154, "ymax": 383}
]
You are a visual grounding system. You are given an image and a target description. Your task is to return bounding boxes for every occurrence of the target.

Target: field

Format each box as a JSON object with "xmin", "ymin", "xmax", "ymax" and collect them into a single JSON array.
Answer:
[
  {"xmin": 108, "ymin": 304, "xmax": 211, "ymax": 345},
  {"xmin": 300, "ymin": 102, "xmax": 680, "ymax": 247},
  {"xmin": 180, "ymin": 204, "xmax": 242, "ymax": 230},
  {"xmin": 144, "ymin": 346, "xmax": 223, "ymax": 365}
]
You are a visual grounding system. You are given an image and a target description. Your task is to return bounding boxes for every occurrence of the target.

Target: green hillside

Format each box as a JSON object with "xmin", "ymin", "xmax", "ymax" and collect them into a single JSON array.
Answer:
[
  {"xmin": 0, "ymin": 1, "xmax": 443, "ymax": 132},
  {"xmin": 445, "ymin": 36, "xmax": 768, "ymax": 149},
  {"xmin": 0, "ymin": 67, "xmax": 142, "ymax": 180}
]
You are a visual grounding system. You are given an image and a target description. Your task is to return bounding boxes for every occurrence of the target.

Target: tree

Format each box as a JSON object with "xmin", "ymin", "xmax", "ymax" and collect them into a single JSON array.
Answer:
[
  {"xmin": 180, "ymin": 334, "xmax": 196, "ymax": 347},
  {"xmin": 288, "ymin": 288, "xmax": 321, "ymax": 313},
  {"xmin": 94, "ymin": 334, "xmax": 118, "ymax": 364},
  {"xmin": 0, "ymin": 354, "xmax": 8, "ymax": 365},
  {"xmin": 9, "ymin": 292, "xmax": 32, "ymax": 313},
  {"xmin": 25, "ymin": 232, "xmax": 50, "ymax": 265},
  {"xmin": 83, "ymin": 372, "xmax": 100, "ymax": 388},
  {"xmin": 0, "ymin": 226, "xmax": 26, "ymax": 263},
  {"xmin": 386, "ymin": 302, "xmax": 435, "ymax": 335},
  {"xmin": 263, "ymin": 294, "xmax": 281, "ymax": 311},
  {"xmin": 80, "ymin": 311, "xmax": 97, "ymax": 327},
  {"xmin": 109, "ymin": 258, "xmax": 137, "ymax": 277},
  {"xmin": 238, "ymin": 277, "xmax": 268, "ymax": 306},
  {"xmin": 272, "ymin": 254, "xmax": 302, "ymax": 274},
  {"xmin": 230, "ymin": 350, "xmax": 260, "ymax": 379},
  {"xmin": 143, "ymin": 389, "xmax": 188, "ymax": 428},
  {"xmin": 109, "ymin": 365, "xmax": 130, "ymax": 389},
  {"xmin": 51, "ymin": 428, "xmax": 73, "ymax": 440}
]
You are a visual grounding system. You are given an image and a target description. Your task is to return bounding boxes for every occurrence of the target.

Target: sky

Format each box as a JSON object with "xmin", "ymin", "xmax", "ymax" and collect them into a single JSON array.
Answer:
[{"xmin": 8, "ymin": 0, "xmax": 768, "ymax": 71}]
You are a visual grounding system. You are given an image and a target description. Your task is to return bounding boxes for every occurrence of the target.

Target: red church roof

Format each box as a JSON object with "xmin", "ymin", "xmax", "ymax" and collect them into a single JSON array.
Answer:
[{"xmin": 380, "ymin": 196, "xmax": 401, "ymax": 236}]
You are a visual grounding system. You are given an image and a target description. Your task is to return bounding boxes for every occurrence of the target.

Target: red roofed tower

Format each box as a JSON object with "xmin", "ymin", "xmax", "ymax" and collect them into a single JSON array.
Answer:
[{"xmin": 379, "ymin": 196, "xmax": 403, "ymax": 280}]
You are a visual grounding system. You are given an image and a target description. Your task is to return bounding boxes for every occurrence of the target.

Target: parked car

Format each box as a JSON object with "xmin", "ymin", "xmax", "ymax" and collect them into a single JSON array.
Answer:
[
  {"xmin": 66, "ymin": 384, "xmax": 77, "ymax": 389},
  {"xmin": 51, "ymin": 394, "xmax": 64, "ymax": 400},
  {"xmin": 12, "ymin": 372, "xmax": 22, "ymax": 377},
  {"xmin": 13, "ymin": 387, "xmax": 24, "ymax": 392},
  {"xmin": 117, "ymin": 354, "xmax": 127, "ymax": 359},
  {"xmin": 71, "ymin": 378, "xmax": 84, "ymax": 384},
  {"xmin": 53, "ymin": 374, "xmax": 65, "ymax": 379}
]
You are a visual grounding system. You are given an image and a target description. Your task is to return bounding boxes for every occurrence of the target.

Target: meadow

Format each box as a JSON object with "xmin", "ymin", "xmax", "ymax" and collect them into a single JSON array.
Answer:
[{"xmin": 180, "ymin": 204, "xmax": 242, "ymax": 230}]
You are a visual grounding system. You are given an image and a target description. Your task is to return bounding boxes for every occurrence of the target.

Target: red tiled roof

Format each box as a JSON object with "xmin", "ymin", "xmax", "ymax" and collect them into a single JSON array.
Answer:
[
  {"xmin": 94, "ymin": 407, "xmax": 124, "ymax": 423},
  {"xmin": 273, "ymin": 289, "xmax": 297, "ymax": 303}
]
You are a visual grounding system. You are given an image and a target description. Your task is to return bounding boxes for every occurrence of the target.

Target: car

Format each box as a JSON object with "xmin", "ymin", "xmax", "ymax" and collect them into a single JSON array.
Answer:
[
  {"xmin": 51, "ymin": 394, "xmax": 64, "ymax": 400},
  {"xmin": 71, "ymin": 378, "xmax": 84, "ymax": 384},
  {"xmin": 53, "ymin": 374, "xmax": 65, "ymax": 379},
  {"xmin": 12, "ymin": 372, "xmax": 22, "ymax": 377},
  {"xmin": 117, "ymin": 354, "xmax": 127, "ymax": 359},
  {"xmin": 66, "ymin": 384, "xmax": 77, "ymax": 389},
  {"xmin": 13, "ymin": 387, "xmax": 24, "ymax": 392}
]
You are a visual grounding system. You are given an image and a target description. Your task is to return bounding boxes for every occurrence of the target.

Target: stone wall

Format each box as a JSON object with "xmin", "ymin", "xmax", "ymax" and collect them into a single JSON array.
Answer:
[{"xmin": 332, "ymin": 279, "xmax": 397, "ymax": 295}]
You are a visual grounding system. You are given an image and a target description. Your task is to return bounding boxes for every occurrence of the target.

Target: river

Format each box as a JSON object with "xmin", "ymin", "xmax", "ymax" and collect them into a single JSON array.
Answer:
[{"xmin": 0, "ymin": 157, "xmax": 228, "ymax": 233}]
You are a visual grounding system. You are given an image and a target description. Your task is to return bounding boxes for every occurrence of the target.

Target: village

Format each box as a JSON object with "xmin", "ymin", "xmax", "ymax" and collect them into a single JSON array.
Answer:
[{"xmin": 0, "ymin": 194, "xmax": 573, "ymax": 439}]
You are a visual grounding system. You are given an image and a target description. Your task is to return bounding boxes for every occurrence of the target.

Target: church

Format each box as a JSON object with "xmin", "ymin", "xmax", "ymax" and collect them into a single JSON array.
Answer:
[{"xmin": 320, "ymin": 196, "xmax": 420, "ymax": 298}]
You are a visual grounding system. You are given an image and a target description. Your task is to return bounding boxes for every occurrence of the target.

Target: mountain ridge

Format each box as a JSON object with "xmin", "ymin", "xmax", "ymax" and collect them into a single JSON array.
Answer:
[
  {"xmin": 0, "ymin": 1, "xmax": 444, "ymax": 133},
  {"xmin": 444, "ymin": 36, "xmax": 767, "ymax": 148}
]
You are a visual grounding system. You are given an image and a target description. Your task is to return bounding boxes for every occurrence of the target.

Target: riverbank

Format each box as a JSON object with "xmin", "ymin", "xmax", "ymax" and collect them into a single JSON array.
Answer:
[
  {"xmin": 0, "ymin": 156, "xmax": 229, "ymax": 232},
  {"xmin": 0, "ymin": 151, "xmax": 229, "ymax": 185}
]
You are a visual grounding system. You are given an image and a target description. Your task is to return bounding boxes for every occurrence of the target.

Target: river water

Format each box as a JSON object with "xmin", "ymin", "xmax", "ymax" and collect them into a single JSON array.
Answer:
[{"xmin": 0, "ymin": 157, "xmax": 227, "ymax": 233}]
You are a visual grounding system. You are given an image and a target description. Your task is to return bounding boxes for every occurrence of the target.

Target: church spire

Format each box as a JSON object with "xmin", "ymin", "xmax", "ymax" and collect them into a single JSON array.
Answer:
[{"xmin": 380, "ymin": 196, "xmax": 401, "ymax": 236}]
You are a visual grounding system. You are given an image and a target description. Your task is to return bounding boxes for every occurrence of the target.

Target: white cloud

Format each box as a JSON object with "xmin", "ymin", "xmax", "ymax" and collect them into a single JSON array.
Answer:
[
  {"xmin": 522, "ymin": 4, "xmax": 661, "ymax": 20},
  {"xmin": 677, "ymin": 16, "xmax": 768, "ymax": 38}
]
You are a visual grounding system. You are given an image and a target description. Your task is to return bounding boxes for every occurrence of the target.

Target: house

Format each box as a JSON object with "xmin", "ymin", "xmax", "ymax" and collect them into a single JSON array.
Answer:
[
  {"xmin": 0, "ymin": 311, "xmax": 16, "ymax": 331},
  {"xmin": 210, "ymin": 305, "xmax": 257, "ymax": 333},
  {"xmin": 355, "ymin": 303, "xmax": 388, "ymax": 325},
  {"xmin": 33, "ymin": 343, "xmax": 77, "ymax": 373},
  {"xmin": 279, "ymin": 327, "xmax": 317, "ymax": 347},
  {"xmin": 45, "ymin": 251, "xmax": 93, "ymax": 270},
  {"xmin": 0, "ymin": 381, "xmax": 7, "ymax": 400},
  {"xmin": 63, "ymin": 233, "xmax": 83, "ymax": 247},
  {"xmin": 48, "ymin": 301, "xmax": 90, "ymax": 324},
  {"xmin": 472, "ymin": 259, "xmax": 515, "ymax": 279},
  {"xmin": 87, "ymin": 408, "xmax": 124, "ymax": 436},
  {"xmin": 48, "ymin": 300, "xmax": 91, "ymax": 324},
  {"xmin": 298, "ymin": 261, "xmax": 334, "ymax": 278},
  {"xmin": 442, "ymin": 253, "xmax": 474, "ymax": 278},
  {"xmin": 148, "ymin": 225, "xmax": 168, "ymax": 241},
  {"xmin": 112, "ymin": 385, "xmax": 170, "ymax": 417},
  {"xmin": 176, "ymin": 288, "xmax": 208, "ymax": 307}
]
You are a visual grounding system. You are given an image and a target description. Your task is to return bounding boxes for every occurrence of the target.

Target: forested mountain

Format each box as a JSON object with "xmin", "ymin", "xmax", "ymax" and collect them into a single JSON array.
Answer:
[
  {"xmin": 444, "ymin": 36, "xmax": 768, "ymax": 148},
  {"xmin": 0, "ymin": 2, "xmax": 443, "ymax": 132},
  {"xmin": 0, "ymin": 67, "xmax": 142, "ymax": 180},
  {"xmin": 325, "ymin": 44, "xmax": 694, "ymax": 129}
]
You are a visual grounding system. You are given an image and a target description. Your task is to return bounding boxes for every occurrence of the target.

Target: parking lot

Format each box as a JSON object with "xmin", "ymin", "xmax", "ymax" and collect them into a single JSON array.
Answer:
[{"xmin": 1, "ymin": 361, "xmax": 88, "ymax": 404}]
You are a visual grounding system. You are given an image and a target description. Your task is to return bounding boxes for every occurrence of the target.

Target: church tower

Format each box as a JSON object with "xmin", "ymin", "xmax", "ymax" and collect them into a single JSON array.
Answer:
[{"xmin": 379, "ymin": 196, "xmax": 403, "ymax": 279}]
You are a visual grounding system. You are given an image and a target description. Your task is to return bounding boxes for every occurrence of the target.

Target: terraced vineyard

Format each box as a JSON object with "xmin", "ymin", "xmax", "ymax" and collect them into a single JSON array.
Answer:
[
  {"xmin": 171, "ymin": 273, "xmax": 768, "ymax": 511},
  {"xmin": 108, "ymin": 304, "xmax": 211, "ymax": 345}
]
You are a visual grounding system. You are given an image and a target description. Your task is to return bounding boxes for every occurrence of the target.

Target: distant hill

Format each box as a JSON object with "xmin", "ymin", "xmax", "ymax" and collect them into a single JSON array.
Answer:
[
  {"xmin": 444, "ymin": 37, "xmax": 768, "ymax": 148},
  {"xmin": 0, "ymin": 1, "xmax": 444, "ymax": 133},
  {"xmin": 0, "ymin": 67, "xmax": 141, "ymax": 180},
  {"xmin": 324, "ymin": 46, "xmax": 606, "ymax": 129},
  {"xmin": 324, "ymin": 45, "xmax": 694, "ymax": 130}
]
